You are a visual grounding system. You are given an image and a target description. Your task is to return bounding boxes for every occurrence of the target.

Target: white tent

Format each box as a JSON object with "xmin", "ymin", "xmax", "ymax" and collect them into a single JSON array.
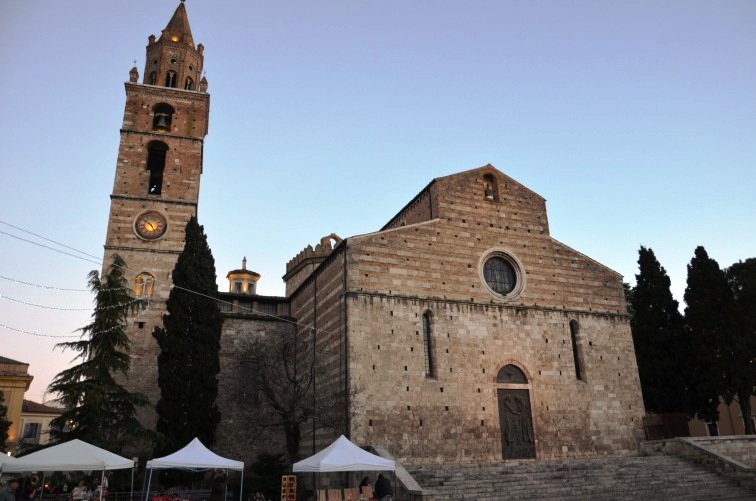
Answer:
[
  {"xmin": 0, "ymin": 454, "xmax": 19, "ymax": 472},
  {"xmin": 146, "ymin": 438, "xmax": 243, "ymax": 471},
  {"xmin": 2, "ymin": 439, "xmax": 134, "ymax": 472},
  {"xmin": 144, "ymin": 438, "xmax": 244, "ymax": 501},
  {"xmin": 293, "ymin": 435, "xmax": 395, "ymax": 473}
]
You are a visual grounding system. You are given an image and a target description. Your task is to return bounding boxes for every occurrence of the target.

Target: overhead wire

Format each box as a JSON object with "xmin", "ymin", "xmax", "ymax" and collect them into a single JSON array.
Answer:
[{"xmin": 0, "ymin": 219, "xmax": 339, "ymax": 338}]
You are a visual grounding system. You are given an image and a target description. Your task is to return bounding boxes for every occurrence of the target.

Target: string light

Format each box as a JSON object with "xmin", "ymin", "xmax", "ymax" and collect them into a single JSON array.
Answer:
[
  {"xmin": 2, "ymin": 223, "xmax": 342, "ymax": 338},
  {"xmin": 0, "ymin": 294, "xmax": 144, "ymax": 312},
  {"xmin": 0, "ymin": 323, "xmax": 82, "ymax": 339},
  {"xmin": 0, "ymin": 274, "xmax": 131, "ymax": 293}
]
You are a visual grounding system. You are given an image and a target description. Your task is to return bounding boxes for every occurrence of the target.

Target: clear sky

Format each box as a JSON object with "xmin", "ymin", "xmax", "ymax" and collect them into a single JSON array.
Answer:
[{"xmin": 1, "ymin": 0, "xmax": 754, "ymax": 403}]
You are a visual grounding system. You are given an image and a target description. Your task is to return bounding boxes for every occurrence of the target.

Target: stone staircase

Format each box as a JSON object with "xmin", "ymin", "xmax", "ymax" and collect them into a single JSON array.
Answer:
[{"xmin": 406, "ymin": 455, "xmax": 756, "ymax": 500}]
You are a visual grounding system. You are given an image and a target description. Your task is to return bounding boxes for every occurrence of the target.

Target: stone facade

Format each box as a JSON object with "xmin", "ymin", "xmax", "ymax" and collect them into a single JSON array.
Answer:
[
  {"xmin": 286, "ymin": 166, "xmax": 645, "ymax": 463},
  {"xmin": 102, "ymin": 2, "xmax": 209, "ymax": 428},
  {"xmin": 105, "ymin": 2, "xmax": 646, "ymax": 466}
]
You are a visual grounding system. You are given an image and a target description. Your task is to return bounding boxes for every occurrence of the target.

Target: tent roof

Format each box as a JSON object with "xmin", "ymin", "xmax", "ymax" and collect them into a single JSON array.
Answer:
[
  {"xmin": 146, "ymin": 438, "xmax": 243, "ymax": 471},
  {"xmin": 0, "ymin": 454, "xmax": 19, "ymax": 472},
  {"xmin": 293, "ymin": 435, "xmax": 395, "ymax": 473},
  {"xmin": 3, "ymin": 439, "xmax": 134, "ymax": 472}
]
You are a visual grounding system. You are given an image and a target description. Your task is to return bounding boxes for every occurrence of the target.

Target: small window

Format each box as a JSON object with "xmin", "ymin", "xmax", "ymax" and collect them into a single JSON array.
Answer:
[
  {"xmin": 422, "ymin": 312, "xmax": 435, "ymax": 378},
  {"xmin": 184, "ymin": 77, "xmax": 194, "ymax": 90},
  {"xmin": 22, "ymin": 422, "xmax": 41, "ymax": 444},
  {"xmin": 146, "ymin": 140, "xmax": 168, "ymax": 194},
  {"xmin": 165, "ymin": 70, "xmax": 177, "ymax": 88},
  {"xmin": 570, "ymin": 320, "xmax": 584, "ymax": 381},
  {"xmin": 148, "ymin": 72, "xmax": 157, "ymax": 85},
  {"xmin": 234, "ymin": 282, "xmax": 243, "ymax": 293},
  {"xmin": 135, "ymin": 272, "xmax": 155, "ymax": 297}
]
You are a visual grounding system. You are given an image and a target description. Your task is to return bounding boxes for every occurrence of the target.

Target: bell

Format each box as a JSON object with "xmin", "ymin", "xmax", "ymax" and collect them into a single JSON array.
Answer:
[{"xmin": 154, "ymin": 114, "xmax": 170, "ymax": 132}]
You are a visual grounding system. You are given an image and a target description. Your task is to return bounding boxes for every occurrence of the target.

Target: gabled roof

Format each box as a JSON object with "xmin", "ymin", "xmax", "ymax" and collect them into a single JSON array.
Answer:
[
  {"xmin": 160, "ymin": 1, "xmax": 195, "ymax": 47},
  {"xmin": 0, "ymin": 356, "xmax": 27, "ymax": 365},
  {"xmin": 22, "ymin": 399, "xmax": 63, "ymax": 415}
]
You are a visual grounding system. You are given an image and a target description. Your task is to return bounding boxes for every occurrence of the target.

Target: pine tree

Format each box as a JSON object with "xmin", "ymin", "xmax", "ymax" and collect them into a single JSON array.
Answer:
[
  {"xmin": 684, "ymin": 246, "xmax": 733, "ymax": 423},
  {"xmin": 153, "ymin": 216, "xmax": 222, "ymax": 455},
  {"xmin": 630, "ymin": 246, "xmax": 688, "ymax": 413},
  {"xmin": 48, "ymin": 254, "xmax": 150, "ymax": 451},
  {"xmin": 0, "ymin": 391, "xmax": 11, "ymax": 451}
]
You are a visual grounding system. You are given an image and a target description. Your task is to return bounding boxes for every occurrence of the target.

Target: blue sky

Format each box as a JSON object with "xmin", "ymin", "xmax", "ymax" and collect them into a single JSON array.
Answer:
[{"xmin": 1, "ymin": 0, "xmax": 754, "ymax": 402}]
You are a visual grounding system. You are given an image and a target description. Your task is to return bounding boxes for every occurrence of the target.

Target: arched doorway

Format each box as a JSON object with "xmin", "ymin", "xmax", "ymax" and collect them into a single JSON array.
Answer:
[{"xmin": 496, "ymin": 364, "xmax": 536, "ymax": 459}]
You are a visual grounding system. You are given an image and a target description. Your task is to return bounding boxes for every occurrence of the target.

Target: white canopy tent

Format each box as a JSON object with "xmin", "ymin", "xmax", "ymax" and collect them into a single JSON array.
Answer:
[
  {"xmin": 2, "ymin": 439, "xmax": 134, "ymax": 501},
  {"xmin": 144, "ymin": 438, "xmax": 244, "ymax": 501},
  {"xmin": 2, "ymin": 439, "xmax": 134, "ymax": 472},
  {"xmin": 0, "ymin": 454, "xmax": 18, "ymax": 473},
  {"xmin": 293, "ymin": 435, "xmax": 395, "ymax": 473}
]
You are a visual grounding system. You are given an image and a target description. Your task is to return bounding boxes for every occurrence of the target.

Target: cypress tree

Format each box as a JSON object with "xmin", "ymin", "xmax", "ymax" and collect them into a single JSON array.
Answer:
[
  {"xmin": 48, "ymin": 254, "xmax": 150, "ymax": 451},
  {"xmin": 684, "ymin": 246, "xmax": 733, "ymax": 423},
  {"xmin": 630, "ymin": 246, "xmax": 688, "ymax": 413},
  {"xmin": 724, "ymin": 258, "xmax": 756, "ymax": 433},
  {"xmin": 153, "ymin": 216, "xmax": 222, "ymax": 455}
]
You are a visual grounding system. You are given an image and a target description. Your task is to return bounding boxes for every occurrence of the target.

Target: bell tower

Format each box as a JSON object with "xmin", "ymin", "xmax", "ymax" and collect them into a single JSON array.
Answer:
[{"xmin": 102, "ymin": 0, "xmax": 209, "ymax": 425}]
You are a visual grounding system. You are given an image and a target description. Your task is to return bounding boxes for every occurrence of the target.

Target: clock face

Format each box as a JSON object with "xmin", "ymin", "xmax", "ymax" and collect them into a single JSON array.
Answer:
[{"xmin": 134, "ymin": 211, "xmax": 168, "ymax": 241}]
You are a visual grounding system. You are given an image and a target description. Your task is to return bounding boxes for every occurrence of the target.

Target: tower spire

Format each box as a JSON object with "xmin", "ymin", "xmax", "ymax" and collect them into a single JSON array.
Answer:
[{"xmin": 160, "ymin": 1, "xmax": 195, "ymax": 47}]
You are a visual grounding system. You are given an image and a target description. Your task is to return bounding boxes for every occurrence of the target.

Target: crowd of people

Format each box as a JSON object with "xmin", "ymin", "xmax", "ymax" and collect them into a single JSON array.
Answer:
[{"xmin": 0, "ymin": 477, "xmax": 107, "ymax": 501}]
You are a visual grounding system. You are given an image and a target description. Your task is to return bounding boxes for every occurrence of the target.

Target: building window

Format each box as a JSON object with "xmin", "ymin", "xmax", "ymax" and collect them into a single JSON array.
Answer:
[
  {"xmin": 570, "ymin": 320, "xmax": 584, "ymax": 381},
  {"xmin": 496, "ymin": 364, "xmax": 528, "ymax": 384},
  {"xmin": 234, "ymin": 282, "xmax": 243, "ymax": 293},
  {"xmin": 257, "ymin": 302, "xmax": 277, "ymax": 316},
  {"xmin": 184, "ymin": 77, "xmax": 194, "ymax": 90},
  {"xmin": 135, "ymin": 272, "xmax": 155, "ymax": 297},
  {"xmin": 146, "ymin": 140, "xmax": 168, "ymax": 195},
  {"xmin": 165, "ymin": 70, "xmax": 177, "ymax": 88},
  {"xmin": 422, "ymin": 312, "xmax": 435, "ymax": 378},
  {"xmin": 238, "ymin": 360, "xmax": 259, "ymax": 404},
  {"xmin": 148, "ymin": 71, "xmax": 157, "ymax": 85},
  {"xmin": 480, "ymin": 250, "xmax": 525, "ymax": 300},
  {"xmin": 22, "ymin": 422, "xmax": 41, "ymax": 444}
]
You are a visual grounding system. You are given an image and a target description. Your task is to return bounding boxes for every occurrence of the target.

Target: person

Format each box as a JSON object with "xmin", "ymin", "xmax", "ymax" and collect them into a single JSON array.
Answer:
[
  {"xmin": 0, "ymin": 478, "xmax": 19, "ymax": 501},
  {"xmin": 71, "ymin": 481, "xmax": 87, "ymax": 501},
  {"xmin": 359, "ymin": 477, "xmax": 370, "ymax": 489},
  {"xmin": 373, "ymin": 474, "xmax": 392, "ymax": 501},
  {"xmin": 252, "ymin": 492, "xmax": 265, "ymax": 501}
]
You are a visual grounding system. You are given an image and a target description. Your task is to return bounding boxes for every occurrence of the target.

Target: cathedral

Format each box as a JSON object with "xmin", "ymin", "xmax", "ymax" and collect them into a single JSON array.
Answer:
[{"xmin": 104, "ymin": 2, "xmax": 646, "ymax": 466}]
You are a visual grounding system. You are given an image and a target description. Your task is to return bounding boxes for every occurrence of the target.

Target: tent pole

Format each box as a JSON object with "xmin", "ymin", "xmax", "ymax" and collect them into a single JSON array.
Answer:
[
  {"xmin": 239, "ymin": 470, "xmax": 243, "ymax": 501},
  {"xmin": 99, "ymin": 470, "xmax": 106, "ymax": 501},
  {"xmin": 145, "ymin": 468, "xmax": 154, "ymax": 501},
  {"xmin": 223, "ymin": 469, "xmax": 228, "ymax": 501},
  {"xmin": 40, "ymin": 474, "xmax": 46, "ymax": 500}
]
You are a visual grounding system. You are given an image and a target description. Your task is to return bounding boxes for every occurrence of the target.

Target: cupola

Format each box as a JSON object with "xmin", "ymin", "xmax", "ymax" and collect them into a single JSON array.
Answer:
[{"xmin": 226, "ymin": 257, "xmax": 261, "ymax": 295}]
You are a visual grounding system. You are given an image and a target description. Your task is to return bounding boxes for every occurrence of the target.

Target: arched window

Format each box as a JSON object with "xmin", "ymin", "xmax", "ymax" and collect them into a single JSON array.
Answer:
[
  {"xmin": 483, "ymin": 173, "xmax": 500, "ymax": 202},
  {"xmin": 165, "ymin": 70, "xmax": 177, "ymax": 88},
  {"xmin": 422, "ymin": 312, "xmax": 435, "ymax": 378},
  {"xmin": 146, "ymin": 141, "xmax": 168, "ymax": 195},
  {"xmin": 134, "ymin": 272, "xmax": 154, "ymax": 297},
  {"xmin": 152, "ymin": 103, "xmax": 175, "ymax": 132},
  {"xmin": 148, "ymin": 72, "xmax": 157, "ymax": 85},
  {"xmin": 570, "ymin": 320, "xmax": 584, "ymax": 381},
  {"xmin": 184, "ymin": 77, "xmax": 194, "ymax": 90}
]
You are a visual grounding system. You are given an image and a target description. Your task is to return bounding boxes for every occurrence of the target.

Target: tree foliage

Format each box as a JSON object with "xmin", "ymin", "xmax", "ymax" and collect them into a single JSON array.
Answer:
[
  {"xmin": 239, "ymin": 329, "xmax": 360, "ymax": 466},
  {"xmin": 629, "ymin": 246, "xmax": 689, "ymax": 413},
  {"xmin": 0, "ymin": 391, "xmax": 11, "ymax": 451},
  {"xmin": 683, "ymin": 246, "xmax": 735, "ymax": 424},
  {"xmin": 153, "ymin": 216, "xmax": 223, "ymax": 455},
  {"xmin": 47, "ymin": 254, "xmax": 150, "ymax": 451}
]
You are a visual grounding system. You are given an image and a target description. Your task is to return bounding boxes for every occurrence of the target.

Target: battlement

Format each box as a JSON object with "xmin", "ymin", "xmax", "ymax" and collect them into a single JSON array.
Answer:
[{"xmin": 286, "ymin": 233, "xmax": 342, "ymax": 273}]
